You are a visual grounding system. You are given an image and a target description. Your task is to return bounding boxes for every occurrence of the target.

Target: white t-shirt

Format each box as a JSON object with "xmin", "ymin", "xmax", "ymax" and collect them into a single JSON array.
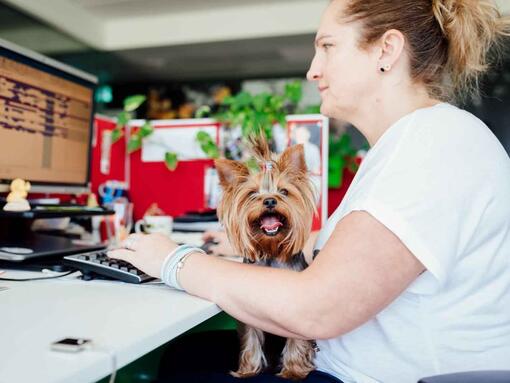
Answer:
[{"xmin": 313, "ymin": 103, "xmax": 510, "ymax": 383}]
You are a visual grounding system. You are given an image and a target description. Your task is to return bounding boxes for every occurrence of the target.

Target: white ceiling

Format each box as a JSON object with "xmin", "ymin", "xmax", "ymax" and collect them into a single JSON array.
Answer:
[
  {"xmin": 3, "ymin": 0, "xmax": 508, "ymax": 53},
  {"xmin": 72, "ymin": 0, "xmax": 302, "ymax": 20},
  {"xmin": 3, "ymin": 0, "xmax": 327, "ymax": 50}
]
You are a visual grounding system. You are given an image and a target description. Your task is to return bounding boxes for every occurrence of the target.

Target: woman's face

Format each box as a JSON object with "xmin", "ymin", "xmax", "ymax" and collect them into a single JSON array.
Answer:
[{"xmin": 307, "ymin": 0, "xmax": 380, "ymax": 120}]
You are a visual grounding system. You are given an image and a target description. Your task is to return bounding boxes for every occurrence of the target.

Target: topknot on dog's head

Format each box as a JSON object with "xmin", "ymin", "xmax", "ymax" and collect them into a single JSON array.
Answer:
[{"xmin": 247, "ymin": 133, "xmax": 273, "ymax": 164}]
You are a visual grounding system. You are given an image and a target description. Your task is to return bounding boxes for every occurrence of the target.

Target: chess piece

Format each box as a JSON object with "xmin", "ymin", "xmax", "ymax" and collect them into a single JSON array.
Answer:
[
  {"xmin": 87, "ymin": 192, "xmax": 99, "ymax": 207},
  {"xmin": 3, "ymin": 178, "xmax": 31, "ymax": 212}
]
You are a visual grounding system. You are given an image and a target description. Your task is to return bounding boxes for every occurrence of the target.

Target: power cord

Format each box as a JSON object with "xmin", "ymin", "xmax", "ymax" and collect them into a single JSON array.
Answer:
[
  {"xmin": 89, "ymin": 345, "xmax": 117, "ymax": 383},
  {"xmin": 0, "ymin": 269, "xmax": 78, "ymax": 281}
]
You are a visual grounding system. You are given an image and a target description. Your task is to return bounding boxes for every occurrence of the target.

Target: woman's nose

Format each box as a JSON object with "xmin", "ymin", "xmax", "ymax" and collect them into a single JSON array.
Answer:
[{"xmin": 306, "ymin": 55, "xmax": 322, "ymax": 82}]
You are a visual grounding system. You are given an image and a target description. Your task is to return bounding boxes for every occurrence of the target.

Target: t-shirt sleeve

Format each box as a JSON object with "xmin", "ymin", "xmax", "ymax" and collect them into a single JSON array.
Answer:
[{"xmin": 348, "ymin": 124, "xmax": 476, "ymax": 295}]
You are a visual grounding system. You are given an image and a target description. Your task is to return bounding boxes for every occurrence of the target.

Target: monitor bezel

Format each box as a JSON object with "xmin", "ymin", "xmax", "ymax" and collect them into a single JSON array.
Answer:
[{"xmin": 0, "ymin": 38, "xmax": 98, "ymax": 194}]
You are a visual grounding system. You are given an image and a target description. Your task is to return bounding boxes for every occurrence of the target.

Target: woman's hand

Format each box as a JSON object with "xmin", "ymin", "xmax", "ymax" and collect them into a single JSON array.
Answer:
[
  {"xmin": 107, "ymin": 233, "xmax": 178, "ymax": 278},
  {"xmin": 202, "ymin": 230, "xmax": 236, "ymax": 257}
]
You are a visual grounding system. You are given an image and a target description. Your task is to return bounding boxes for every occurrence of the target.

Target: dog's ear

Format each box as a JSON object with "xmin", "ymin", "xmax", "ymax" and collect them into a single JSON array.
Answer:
[
  {"xmin": 278, "ymin": 144, "xmax": 307, "ymax": 174},
  {"xmin": 215, "ymin": 159, "xmax": 249, "ymax": 189}
]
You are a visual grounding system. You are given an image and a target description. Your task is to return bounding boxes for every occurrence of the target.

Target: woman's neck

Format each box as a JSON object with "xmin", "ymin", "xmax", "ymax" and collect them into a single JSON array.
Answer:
[{"xmin": 346, "ymin": 85, "xmax": 441, "ymax": 147}]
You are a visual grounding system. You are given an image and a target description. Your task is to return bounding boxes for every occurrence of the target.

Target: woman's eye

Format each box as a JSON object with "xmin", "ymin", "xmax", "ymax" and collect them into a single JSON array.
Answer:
[
  {"xmin": 322, "ymin": 43, "xmax": 333, "ymax": 51},
  {"xmin": 279, "ymin": 189, "xmax": 289, "ymax": 196}
]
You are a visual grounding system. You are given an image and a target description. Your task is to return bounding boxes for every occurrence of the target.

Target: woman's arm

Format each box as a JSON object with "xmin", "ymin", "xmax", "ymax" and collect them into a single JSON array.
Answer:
[
  {"xmin": 179, "ymin": 210, "xmax": 425, "ymax": 340},
  {"xmin": 109, "ymin": 211, "xmax": 424, "ymax": 339}
]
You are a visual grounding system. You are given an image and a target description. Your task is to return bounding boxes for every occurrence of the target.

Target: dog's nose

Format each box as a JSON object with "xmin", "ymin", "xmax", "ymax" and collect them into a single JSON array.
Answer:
[{"xmin": 263, "ymin": 198, "xmax": 277, "ymax": 209}]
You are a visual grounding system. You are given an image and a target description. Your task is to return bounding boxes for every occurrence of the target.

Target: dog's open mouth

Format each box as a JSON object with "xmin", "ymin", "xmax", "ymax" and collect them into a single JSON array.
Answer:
[{"xmin": 259, "ymin": 213, "xmax": 285, "ymax": 236}]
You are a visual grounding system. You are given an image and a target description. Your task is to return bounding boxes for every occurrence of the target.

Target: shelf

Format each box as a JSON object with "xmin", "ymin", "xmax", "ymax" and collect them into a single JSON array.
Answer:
[{"xmin": 0, "ymin": 205, "xmax": 114, "ymax": 219}]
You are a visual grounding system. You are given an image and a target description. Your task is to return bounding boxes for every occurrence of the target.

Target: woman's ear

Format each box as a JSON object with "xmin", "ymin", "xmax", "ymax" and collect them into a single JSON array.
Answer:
[
  {"xmin": 377, "ymin": 29, "xmax": 406, "ymax": 72},
  {"xmin": 215, "ymin": 159, "xmax": 249, "ymax": 190}
]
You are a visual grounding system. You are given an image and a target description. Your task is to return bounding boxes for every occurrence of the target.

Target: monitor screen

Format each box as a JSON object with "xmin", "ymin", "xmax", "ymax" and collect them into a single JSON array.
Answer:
[{"xmin": 0, "ymin": 39, "xmax": 97, "ymax": 193}]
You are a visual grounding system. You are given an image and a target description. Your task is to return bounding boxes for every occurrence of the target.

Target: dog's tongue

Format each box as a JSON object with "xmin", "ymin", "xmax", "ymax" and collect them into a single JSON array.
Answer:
[{"xmin": 260, "ymin": 215, "xmax": 283, "ymax": 231}]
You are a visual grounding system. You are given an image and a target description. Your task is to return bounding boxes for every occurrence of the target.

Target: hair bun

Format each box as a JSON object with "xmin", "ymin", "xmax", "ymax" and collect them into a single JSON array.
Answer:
[
  {"xmin": 432, "ymin": 0, "xmax": 452, "ymax": 35},
  {"xmin": 431, "ymin": 0, "xmax": 510, "ymax": 100}
]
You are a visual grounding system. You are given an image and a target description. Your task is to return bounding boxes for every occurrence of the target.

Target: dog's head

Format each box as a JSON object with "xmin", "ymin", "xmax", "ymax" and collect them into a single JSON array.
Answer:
[{"xmin": 215, "ymin": 136, "xmax": 317, "ymax": 263}]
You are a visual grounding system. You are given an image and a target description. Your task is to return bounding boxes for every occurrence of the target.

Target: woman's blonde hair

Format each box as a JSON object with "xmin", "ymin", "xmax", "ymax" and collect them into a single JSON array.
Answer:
[{"xmin": 339, "ymin": 0, "xmax": 510, "ymax": 102}]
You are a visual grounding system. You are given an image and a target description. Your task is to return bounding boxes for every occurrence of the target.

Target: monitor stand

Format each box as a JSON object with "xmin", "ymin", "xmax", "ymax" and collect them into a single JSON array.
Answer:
[
  {"xmin": 0, "ymin": 208, "xmax": 107, "ymax": 271},
  {"xmin": 0, "ymin": 232, "xmax": 104, "ymax": 261}
]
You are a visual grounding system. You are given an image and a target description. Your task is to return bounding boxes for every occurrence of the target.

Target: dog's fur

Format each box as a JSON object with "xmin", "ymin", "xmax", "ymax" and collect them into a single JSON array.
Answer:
[{"xmin": 215, "ymin": 136, "xmax": 317, "ymax": 380}]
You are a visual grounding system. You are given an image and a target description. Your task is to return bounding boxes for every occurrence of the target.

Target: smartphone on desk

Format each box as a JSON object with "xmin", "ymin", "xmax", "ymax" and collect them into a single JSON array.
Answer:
[{"xmin": 50, "ymin": 338, "xmax": 92, "ymax": 353}]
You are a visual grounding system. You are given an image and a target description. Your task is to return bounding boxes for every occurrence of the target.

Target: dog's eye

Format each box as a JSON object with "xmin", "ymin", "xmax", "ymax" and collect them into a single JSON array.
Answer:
[
  {"xmin": 248, "ymin": 191, "xmax": 257, "ymax": 197},
  {"xmin": 279, "ymin": 188, "xmax": 289, "ymax": 196}
]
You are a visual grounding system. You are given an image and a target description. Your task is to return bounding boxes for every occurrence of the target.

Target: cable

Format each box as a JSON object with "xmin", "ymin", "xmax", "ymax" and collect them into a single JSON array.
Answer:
[
  {"xmin": 89, "ymin": 346, "xmax": 117, "ymax": 383},
  {"xmin": 0, "ymin": 270, "xmax": 77, "ymax": 281}
]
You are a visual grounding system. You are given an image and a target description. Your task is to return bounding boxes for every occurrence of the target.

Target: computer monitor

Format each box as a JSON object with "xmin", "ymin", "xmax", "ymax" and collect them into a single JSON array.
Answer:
[{"xmin": 0, "ymin": 38, "xmax": 97, "ymax": 194}]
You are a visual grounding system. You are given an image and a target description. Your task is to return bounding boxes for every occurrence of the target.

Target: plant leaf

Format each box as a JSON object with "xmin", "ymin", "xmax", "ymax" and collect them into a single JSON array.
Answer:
[
  {"xmin": 165, "ymin": 152, "xmax": 178, "ymax": 171},
  {"xmin": 235, "ymin": 92, "xmax": 252, "ymax": 108},
  {"xmin": 269, "ymin": 95, "xmax": 284, "ymax": 111},
  {"xmin": 196, "ymin": 131, "xmax": 220, "ymax": 159},
  {"xmin": 111, "ymin": 128, "xmax": 123, "ymax": 144},
  {"xmin": 116, "ymin": 111, "xmax": 130, "ymax": 129},
  {"xmin": 253, "ymin": 93, "xmax": 270, "ymax": 112},
  {"xmin": 204, "ymin": 143, "xmax": 220, "ymax": 159},
  {"xmin": 123, "ymin": 95, "xmax": 146, "ymax": 112},
  {"xmin": 301, "ymin": 105, "xmax": 321, "ymax": 114},
  {"xmin": 284, "ymin": 81, "xmax": 302, "ymax": 105},
  {"xmin": 139, "ymin": 121, "xmax": 154, "ymax": 138},
  {"xmin": 195, "ymin": 105, "xmax": 211, "ymax": 118},
  {"xmin": 221, "ymin": 96, "xmax": 235, "ymax": 106},
  {"xmin": 127, "ymin": 134, "xmax": 142, "ymax": 153},
  {"xmin": 196, "ymin": 131, "xmax": 211, "ymax": 144}
]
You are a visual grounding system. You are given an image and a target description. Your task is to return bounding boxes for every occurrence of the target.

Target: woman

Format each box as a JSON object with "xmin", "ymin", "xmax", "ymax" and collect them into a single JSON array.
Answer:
[{"xmin": 109, "ymin": 0, "xmax": 510, "ymax": 382}]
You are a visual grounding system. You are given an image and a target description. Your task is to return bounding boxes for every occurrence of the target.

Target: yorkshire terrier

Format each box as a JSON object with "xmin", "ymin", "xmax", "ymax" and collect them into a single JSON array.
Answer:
[{"xmin": 215, "ymin": 136, "xmax": 317, "ymax": 380}]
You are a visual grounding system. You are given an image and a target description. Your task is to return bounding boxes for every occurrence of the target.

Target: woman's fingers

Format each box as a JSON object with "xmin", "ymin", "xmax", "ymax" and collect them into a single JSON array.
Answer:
[
  {"xmin": 121, "ymin": 233, "xmax": 145, "ymax": 251},
  {"xmin": 107, "ymin": 248, "xmax": 136, "ymax": 263}
]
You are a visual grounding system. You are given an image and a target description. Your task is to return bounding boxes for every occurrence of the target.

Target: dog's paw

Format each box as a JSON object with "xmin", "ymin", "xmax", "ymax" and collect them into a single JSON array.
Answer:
[
  {"xmin": 230, "ymin": 368, "xmax": 261, "ymax": 379},
  {"xmin": 230, "ymin": 356, "xmax": 266, "ymax": 378},
  {"xmin": 277, "ymin": 366, "xmax": 313, "ymax": 381}
]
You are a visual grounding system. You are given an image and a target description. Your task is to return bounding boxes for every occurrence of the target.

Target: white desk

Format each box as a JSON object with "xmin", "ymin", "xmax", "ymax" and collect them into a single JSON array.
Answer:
[{"xmin": 0, "ymin": 270, "xmax": 221, "ymax": 383}]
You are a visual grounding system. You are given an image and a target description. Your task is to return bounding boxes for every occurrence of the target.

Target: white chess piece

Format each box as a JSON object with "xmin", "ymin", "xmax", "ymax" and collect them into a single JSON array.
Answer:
[{"xmin": 3, "ymin": 178, "xmax": 31, "ymax": 212}]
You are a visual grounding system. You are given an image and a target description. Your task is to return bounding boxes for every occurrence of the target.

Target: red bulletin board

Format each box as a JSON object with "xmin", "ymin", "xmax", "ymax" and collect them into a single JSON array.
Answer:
[
  {"xmin": 90, "ymin": 115, "xmax": 127, "ymax": 194},
  {"xmin": 128, "ymin": 119, "xmax": 221, "ymax": 220}
]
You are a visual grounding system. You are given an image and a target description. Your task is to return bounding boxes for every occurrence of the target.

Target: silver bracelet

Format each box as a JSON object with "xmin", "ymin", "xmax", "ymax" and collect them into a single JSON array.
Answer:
[
  {"xmin": 160, "ymin": 245, "xmax": 191, "ymax": 282},
  {"xmin": 161, "ymin": 245, "xmax": 205, "ymax": 291}
]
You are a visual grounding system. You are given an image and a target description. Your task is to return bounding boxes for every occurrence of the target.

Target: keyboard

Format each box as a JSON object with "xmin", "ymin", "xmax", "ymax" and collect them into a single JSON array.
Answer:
[{"xmin": 63, "ymin": 251, "xmax": 155, "ymax": 284}]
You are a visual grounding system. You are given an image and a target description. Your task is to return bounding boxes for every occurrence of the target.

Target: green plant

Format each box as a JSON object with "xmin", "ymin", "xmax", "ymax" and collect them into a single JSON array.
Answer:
[
  {"xmin": 211, "ymin": 80, "xmax": 304, "ymax": 140},
  {"xmin": 111, "ymin": 95, "xmax": 181, "ymax": 171},
  {"xmin": 113, "ymin": 87, "xmax": 361, "ymax": 183},
  {"xmin": 111, "ymin": 95, "xmax": 149, "ymax": 144},
  {"xmin": 196, "ymin": 81, "xmax": 362, "ymax": 187},
  {"xmin": 328, "ymin": 134, "xmax": 360, "ymax": 188}
]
